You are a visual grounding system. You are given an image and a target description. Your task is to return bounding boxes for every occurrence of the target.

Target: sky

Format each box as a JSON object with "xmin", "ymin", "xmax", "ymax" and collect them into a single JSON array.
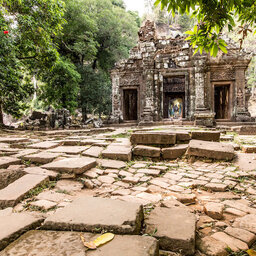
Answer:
[{"xmin": 123, "ymin": 0, "xmax": 146, "ymax": 16}]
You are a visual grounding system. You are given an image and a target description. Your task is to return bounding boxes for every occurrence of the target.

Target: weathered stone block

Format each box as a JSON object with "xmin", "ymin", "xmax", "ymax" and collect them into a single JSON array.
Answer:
[
  {"xmin": 133, "ymin": 145, "xmax": 161, "ymax": 158},
  {"xmin": 162, "ymin": 144, "xmax": 188, "ymax": 159},
  {"xmin": 102, "ymin": 145, "xmax": 132, "ymax": 161},
  {"xmin": 23, "ymin": 152, "xmax": 61, "ymax": 164},
  {"xmin": 43, "ymin": 196, "xmax": 144, "ymax": 234},
  {"xmin": 131, "ymin": 132, "xmax": 176, "ymax": 145},
  {"xmin": 0, "ymin": 169, "xmax": 25, "ymax": 190},
  {"xmin": 187, "ymin": 140, "xmax": 234, "ymax": 160},
  {"xmin": 233, "ymin": 214, "xmax": 256, "ymax": 233},
  {"xmin": 82, "ymin": 146, "xmax": 103, "ymax": 158},
  {"xmin": 191, "ymin": 131, "xmax": 220, "ymax": 142},
  {"xmin": 0, "ymin": 157, "xmax": 21, "ymax": 168},
  {"xmin": 0, "ymin": 230, "xmax": 159, "ymax": 256},
  {"xmin": 145, "ymin": 207, "xmax": 196, "ymax": 255}
]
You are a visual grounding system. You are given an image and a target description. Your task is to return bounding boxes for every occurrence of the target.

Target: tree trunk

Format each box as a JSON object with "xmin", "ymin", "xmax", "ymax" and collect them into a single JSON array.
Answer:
[
  {"xmin": 0, "ymin": 104, "xmax": 3, "ymax": 125},
  {"xmin": 82, "ymin": 106, "xmax": 87, "ymax": 122}
]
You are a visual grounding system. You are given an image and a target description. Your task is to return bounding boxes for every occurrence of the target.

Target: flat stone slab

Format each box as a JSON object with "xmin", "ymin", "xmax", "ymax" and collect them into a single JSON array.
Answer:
[
  {"xmin": 162, "ymin": 144, "xmax": 188, "ymax": 159},
  {"xmin": 102, "ymin": 145, "xmax": 132, "ymax": 161},
  {"xmin": 97, "ymin": 159, "xmax": 126, "ymax": 169},
  {"xmin": 27, "ymin": 141, "xmax": 61, "ymax": 149},
  {"xmin": 0, "ymin": 137, "xmax": 29, "ymax": 144},
  {"xmin": 0, "ymin": 157, "xmax": 21, "ymax": 168},
  {"xmin": 233, "ymin": 214, "xmax": 256, "ymax": 233},
  {"xmin": 187, "ymin": 140, "xmax": 234, "ymax": 160},
  {"xmin": 48, "ymin": 146, "xmax": 88, "ymax": 154},
  {"xmin": 0, "ymin": 213, "xmax": 43, "ymax": 250},
  {"xmin": 233, "ymin": 153, "xmax": 256, "ymax": 172},
  {"xmin": 24, "ymin": 167, "xmax": 58, "ymax": 179},
  {"xmin": 145, "ymin": 207, "xmax": 196, "ymax": 255},
  {"xmin": 41, "ymin": 157, "xmax": 96, "ymax": 174},
  {"xmin": 131, "ymin": 132, "xmax": 176, "ymax": 145},
  {"xmin": 42, "ymin": 196, "xmax": 144, "ymax": 234},
  {"xmin": 82, "ymin": 146, "xmax": 103, "ymax": 158},
  {"xmin": 133, "ymin": 145, "xmax": 161, "ymax": 158},
  {"xmin": 23, "ymin": 152, "xmax": 61, "ymax": 164},
  {"xmin": 191, "ymin": 131, "xmax": 220, "ymax": 142},
  {"xmin": 0, "ymin": 174, "xmax": 49, "ymax": 209},
  {"xmin": 0, "ymin": 169, "xmax": 25, "ymax": 190},
  {"xmin": 0, "ymin": 230, "xmax": 159, "ymax": 256}
]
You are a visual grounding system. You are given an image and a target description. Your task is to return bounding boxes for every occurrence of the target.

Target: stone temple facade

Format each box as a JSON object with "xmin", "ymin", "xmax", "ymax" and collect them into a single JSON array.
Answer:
[{"xmin": 111, "ymin": 20, "xmax": 253, "ymax": 126}]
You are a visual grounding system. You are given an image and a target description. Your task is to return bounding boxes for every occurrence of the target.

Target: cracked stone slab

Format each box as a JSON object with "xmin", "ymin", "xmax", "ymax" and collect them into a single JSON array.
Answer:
[
  {"xmin": 41, "ymin": 157, "xmax": 96, "ymax": 174},
  {"xmin": 0, "ymin": 230, "xmax": 159, "ymax": 256},
  {"xmin": 23, "ymin": 152, "xmax": 61, "ymax": 164},
  {"xmin": 145, "ymin": 207, "xmax": 196, "ymax": 255},
  {"xmin": 0, "ymin": 174, "xmax": 49, "ymax": 209},
  {"xmin": 0, "ymin": 213, "xmax": 44, "ymax": 250},
  {"xmin": 0, "ymin": 157, "xmax": 21, "ymax": 168},
  {"xmin": 187, "ymin": 140, "xmax": 234, "ymax": 160},
  {"xmin": 42, "ymin": 196, "xmax": 144, "ymax": 234}
]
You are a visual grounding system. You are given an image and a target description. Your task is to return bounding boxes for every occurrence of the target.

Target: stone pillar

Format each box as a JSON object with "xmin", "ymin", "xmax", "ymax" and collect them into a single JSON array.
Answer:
[{"xmin": 193, "ymin": 56, "xmax": 215, "ymax": 126}]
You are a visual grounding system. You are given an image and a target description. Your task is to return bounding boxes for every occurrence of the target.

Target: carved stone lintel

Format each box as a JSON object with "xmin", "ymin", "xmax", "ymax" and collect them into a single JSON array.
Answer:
[{"xmin": 210, "ymin": 70, "xmax": 235, "ymax": 81}]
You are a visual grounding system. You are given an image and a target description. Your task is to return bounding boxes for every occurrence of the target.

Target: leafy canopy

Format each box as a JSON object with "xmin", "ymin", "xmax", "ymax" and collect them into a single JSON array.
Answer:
[{"xmin": 154, "ymin": 0, "xmax": 256, "ymax": 56}]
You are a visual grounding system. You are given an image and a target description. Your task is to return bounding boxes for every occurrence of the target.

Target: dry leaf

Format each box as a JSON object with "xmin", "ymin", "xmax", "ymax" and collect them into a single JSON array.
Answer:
[
  {"xmin": 93, "ymin": 233, "xmax": 115, "ymax": 247},
  {"xmin": 80, "ymin": 234, "xmax": 97, "ymax": 250},
  {"xmin": 247, "ymin": 249, "xmax": 256, "ymax": 256}
]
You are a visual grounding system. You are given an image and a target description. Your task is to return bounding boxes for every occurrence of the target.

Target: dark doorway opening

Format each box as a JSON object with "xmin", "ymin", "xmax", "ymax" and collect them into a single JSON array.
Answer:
[
  {"xmin": 164, "ymin": 92, "xmax": 185, "ymax": 119},
  {"xmin": 214, "ymin": 84, "xmax": 230, "ymax": 119},
  {"xmin": 123, "ymin": 89, "xmax": 138, "ymax": 121}
]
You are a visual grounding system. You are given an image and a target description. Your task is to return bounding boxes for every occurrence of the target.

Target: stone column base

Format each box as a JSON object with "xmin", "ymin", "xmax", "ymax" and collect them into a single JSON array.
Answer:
[{"xmin": 194, "ymin": 111, "xmax": 215, "ymax": 127}]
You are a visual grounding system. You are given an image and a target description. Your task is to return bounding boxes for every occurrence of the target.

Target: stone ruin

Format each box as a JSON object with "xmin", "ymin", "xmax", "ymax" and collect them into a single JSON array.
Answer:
[{"xmin": 111, "ymin": 20, "xmax": 253, "ymax": 126}]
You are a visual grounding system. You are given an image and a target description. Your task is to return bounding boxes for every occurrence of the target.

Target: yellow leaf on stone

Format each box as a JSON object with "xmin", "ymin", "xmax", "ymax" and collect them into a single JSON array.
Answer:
[
  {"xmin": 93, "ymin": 233, "xmax": 115, "ymax": 247},
  {"xmin": 247, "ymin": 249, "xmax": 256, "ymax": 256},
  {"xmin": 80, "ymin": 234, "xmax": 97, "ymax": 250}
]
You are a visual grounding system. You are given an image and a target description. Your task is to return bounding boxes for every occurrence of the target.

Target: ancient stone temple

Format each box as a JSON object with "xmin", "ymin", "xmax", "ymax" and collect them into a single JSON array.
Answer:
[{"xmin": 111, "ymin": 20, "xmax": 253, "ymax": 126}]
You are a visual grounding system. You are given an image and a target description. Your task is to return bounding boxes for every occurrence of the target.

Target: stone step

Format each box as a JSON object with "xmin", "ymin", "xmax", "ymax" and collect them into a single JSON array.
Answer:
[
  {"xmin": 41, "ymin": 157, "xmax": 96, "ymax": 174},
  {"xmin": 0, "ymin": 174, "xmax": 49, "ymax": 209},
  {"xmin": 23, "ymin": 152, "xmax": 61, "ymax": 164},
  {"xmin": 0, "ymin": 230, "xmax": 159, "ymax": 256},
  {"xmin": 133, "ymin": 145, "xmax": 161, "ymax": 158},
  {"xmin": 187, "ymin": 140, "xmax": 234, "ymax": 160},
  {"xmin": 0, "ymin": 169, "xmax": 25, "ymax": 190},
  {"xmin": 0, "ymin": 157, "xmax": 21, "ymax": 168},
  {"xmin": 191, "ymin": 131, "xmax": 220, "ymax": 142},
  {"xmin": 102, "ymin": 145, "xmax": 132, "ymax": 161},
  {"xmin": 162, "ymin": 144, "xmax": 188, "ymax": 159},
  {"xmin": 42, "ymin": 196, "xmax": 144, "ymax": 235},
  {"xmin": 131, "ymin": 132, "xmax": 176, "ymax": 145},
  {"xmin": 145, "ymin": 207, "xmax": 196, "ymax": 255},
  {"xmin": 0, "ymin": 211, "xmax": 44, "ymax": 251}
]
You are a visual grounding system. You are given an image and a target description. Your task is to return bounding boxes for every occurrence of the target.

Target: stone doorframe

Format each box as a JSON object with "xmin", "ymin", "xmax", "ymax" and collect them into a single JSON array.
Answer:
[
  {"xmin": 160, "ymin": 70, "xmax": 190, "ymax": 119},
  {"xmin": 211, "ymin": 81, "xmax": 235, "ymax": 121},
  {"xmin": 120, "ymin": 86, "xmax": 140, "ymax": 122}
]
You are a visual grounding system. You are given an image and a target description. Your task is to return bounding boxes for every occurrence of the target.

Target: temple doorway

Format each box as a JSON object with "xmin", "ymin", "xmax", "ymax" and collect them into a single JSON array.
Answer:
[
  {"xmin": 123, "ymin": 89, "xmax": 138, "ymax": 121},
  {"xmin": 214, "ymin": 84, "xmax": 230, "ymax": 119},
  {"xmin": 164, "ymin": 93, "xmax": 185, "ymax": 119}
]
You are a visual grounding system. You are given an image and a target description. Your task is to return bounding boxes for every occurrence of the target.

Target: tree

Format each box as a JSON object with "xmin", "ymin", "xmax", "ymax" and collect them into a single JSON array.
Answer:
[
  {"xmin": 155, "ymin": 0, "xmax": 256, "ymax": 56},
  {"xmin": 0, "ymin": 0, "xmax": 65, "ymax": 123},
  {"xmin": 39, "ymin": 58, "xmax": 81, "ymax": 113}
]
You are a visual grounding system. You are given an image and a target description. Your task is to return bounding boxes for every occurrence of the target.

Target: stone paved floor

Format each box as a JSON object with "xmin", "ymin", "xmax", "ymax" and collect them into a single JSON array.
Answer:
[{"xmin": 0, "ymin": 126, "xmax": 256, "ymax": 255}]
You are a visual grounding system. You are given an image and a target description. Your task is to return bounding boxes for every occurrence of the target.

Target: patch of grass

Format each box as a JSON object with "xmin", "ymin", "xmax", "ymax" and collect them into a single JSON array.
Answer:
[
  {"xmin": 56, "ymin": 189, "xmax": 70, "ymax": 195},
  {"xmin": 25, "ymin": 181, "xmax": 56, "ymax": 198},
  {"xmin": 111, "ymin": 133, "xmax": 130, "ymax": 139}
]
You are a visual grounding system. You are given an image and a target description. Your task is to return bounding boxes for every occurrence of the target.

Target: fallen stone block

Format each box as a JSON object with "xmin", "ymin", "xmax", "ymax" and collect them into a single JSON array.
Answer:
[
  {"xmin": 82, "ymin": 146, "xmax": 103, "ymax": 158},
  {"xmin": 224, "ymin": 227, "xmax": 256, "ymax": 246},
  {"xmin": 204, "ymin": 202, "xmax": 224, "ymax": 220},
  {"xmin": 133, "ymin": 145, "xmax": 161, "ymax": 158},
  {"xmin": 42, "ymin": 196, "xmax": 144, "ymax": 234},
  {"xmin": 0, "ymin": 230, "xmax": 159, "ymax": 256},
  {"xmin": 41, "ymin": 157, "xmax": 96, "ymax": 174},
  {"xmin": 23, "ymin": 152, "xmax": 61, "ymax": 164},
  {"xmin": 145, "ymin": 207, "xmax": 196, "ymax": 255},
  {"xmin": 0, "ymin": 169, "xmax": 25, "ymax": 190},
  {"xmin": 191, "ymin": 131, "xmax": 220, "ymax": 142},
  {"xmin": 187, "ymin": 140, "xmax": 234, "ymax": 160},
  {"xmin": 102, "ymin": 145, "xmax": 132, "ymax": 161},
  {"xmin": 0, "ymin": 157, "xmax": 21, "ymax": 168},
  {"xmin": 0, "ymin": 174, "xmax": 49, "ymax": 209},
  {"xmin": 0, "ymin": 213, "xmax": 43, "ymax": 251},
  {"xmin": 162, "ymin": 144, "xmax": 188, "ymax": 159},
  {"xmin": 131, "ymin": 132, "xmax": 176, "ymax": 145},
  {"xmin": 197, "ymin": 236, "xmax": 228, "ymax": 256}
]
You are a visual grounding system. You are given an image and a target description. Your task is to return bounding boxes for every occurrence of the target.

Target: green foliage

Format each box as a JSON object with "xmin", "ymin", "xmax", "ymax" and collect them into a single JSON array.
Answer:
[
  {"xmin": 39, "ymin": 57, "xmax": 81, "ymax": 113},
  {"xmin": 155, "ymin": 0, "xmax": 256, "ymax": 56}
]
